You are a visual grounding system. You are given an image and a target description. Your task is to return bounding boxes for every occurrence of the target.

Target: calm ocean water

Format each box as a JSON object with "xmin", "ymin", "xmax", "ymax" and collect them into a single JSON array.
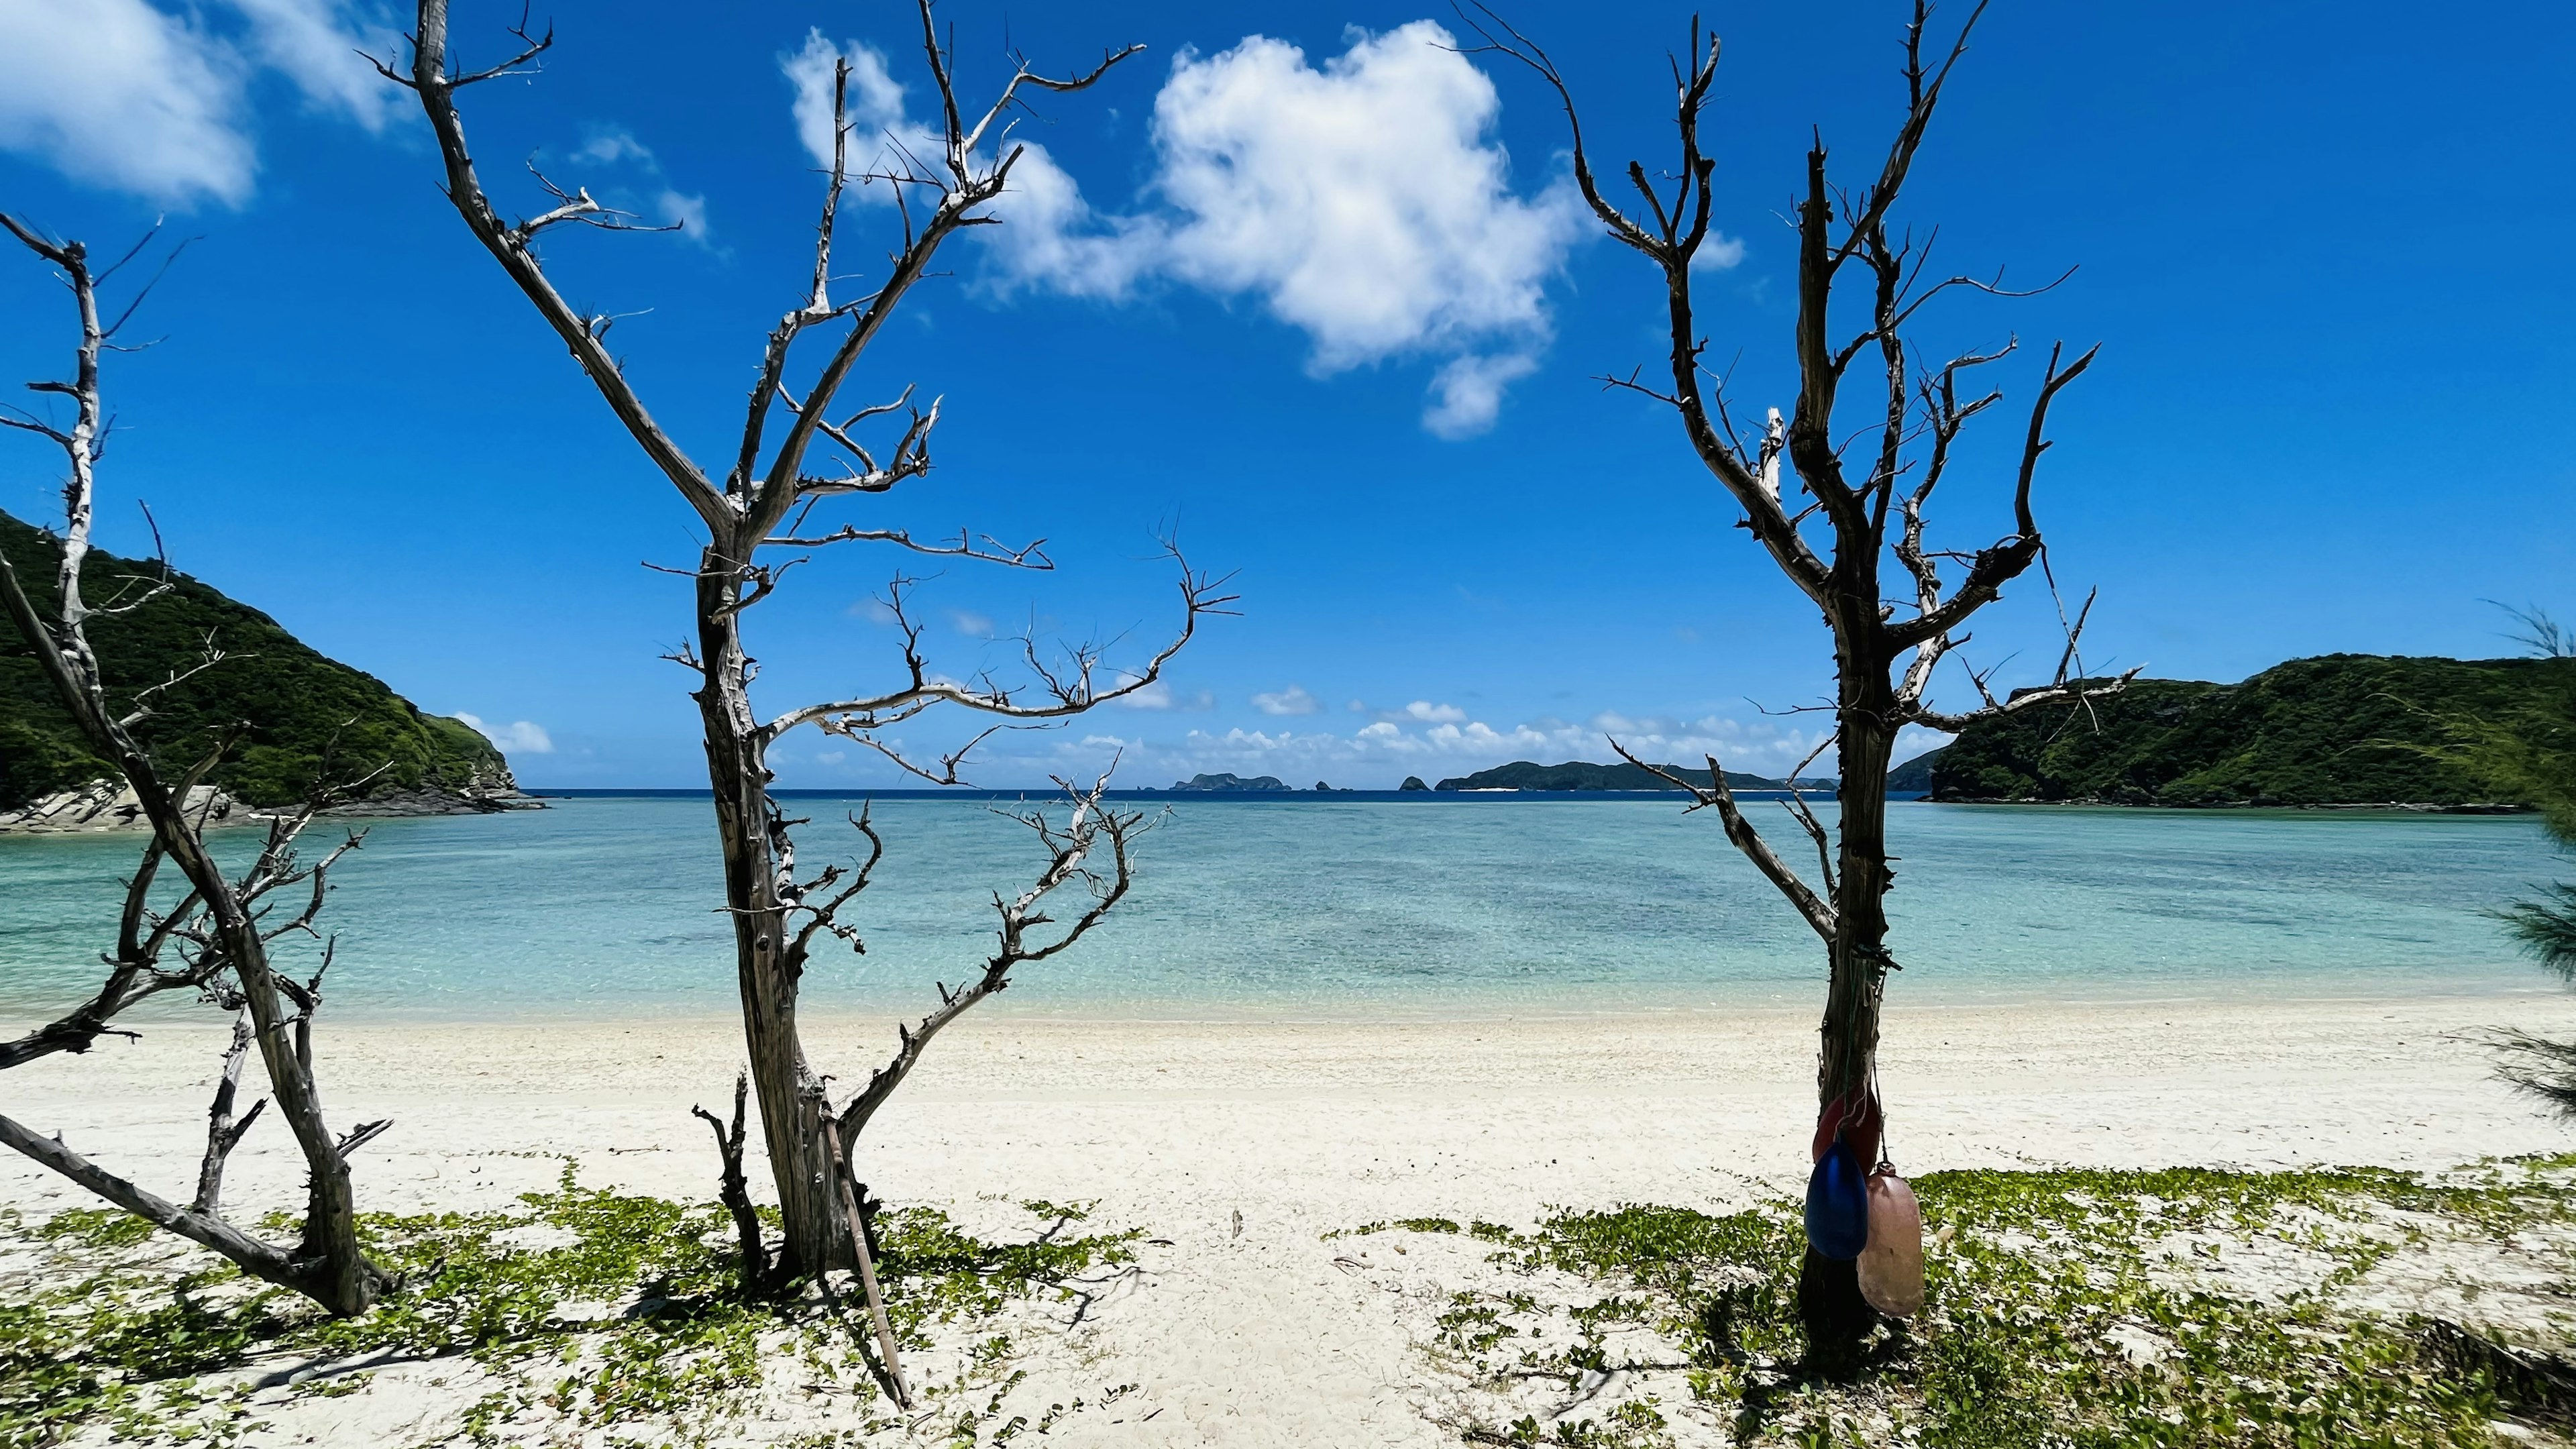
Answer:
[{"xmin": 0, "ymin": 795, "xmax": 2563, "ymax": 1022}]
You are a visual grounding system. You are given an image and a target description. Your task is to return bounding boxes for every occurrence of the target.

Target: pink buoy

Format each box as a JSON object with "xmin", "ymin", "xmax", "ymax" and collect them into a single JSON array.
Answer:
[{"xmin": 1856, "ymin": 1171, "xmax": 1925, "ymax": 1318}]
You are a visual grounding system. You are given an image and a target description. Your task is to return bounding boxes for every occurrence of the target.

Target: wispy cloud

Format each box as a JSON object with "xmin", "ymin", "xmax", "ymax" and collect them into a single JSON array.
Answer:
[
  {"xmin": 0, "ymin": 0, "xmax": 398, "ymax": 207},
  {"xmin": 551, "ymin": 122, "xmax": 716, "ymax": 249},
  {"xmin": 1250, "ymin": 684, "xmax": 1321, "ymax": 716}
]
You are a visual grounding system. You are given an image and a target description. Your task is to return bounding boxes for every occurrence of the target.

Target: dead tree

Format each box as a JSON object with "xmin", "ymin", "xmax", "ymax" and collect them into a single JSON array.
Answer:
[
  {"xmin": 1464, "ymin": 3, "xmax": 2133, "ymax": 1366},
  {"xmin": 0, "ymin": 215, "xmax": 392, "ymax": 1316},
  {"xmin": 388, "ymin": 1, "xmax": 1222, "ymax": 1384}
]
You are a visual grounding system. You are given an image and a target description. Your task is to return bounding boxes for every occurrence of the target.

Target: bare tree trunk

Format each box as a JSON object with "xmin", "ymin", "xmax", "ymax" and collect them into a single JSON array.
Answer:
[{"xmin": 1468, "ymin": 3, "xmax": 2131, "ymax": 1371}]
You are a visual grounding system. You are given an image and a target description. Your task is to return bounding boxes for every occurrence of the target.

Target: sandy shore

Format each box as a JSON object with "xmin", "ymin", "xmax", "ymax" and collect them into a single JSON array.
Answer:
[{"xmin": 7, "ymin": 991, "xmax": 2575, "ymax": 1444}]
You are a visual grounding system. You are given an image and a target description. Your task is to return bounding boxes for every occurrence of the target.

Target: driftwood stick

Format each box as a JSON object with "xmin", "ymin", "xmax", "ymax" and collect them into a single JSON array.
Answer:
[{"xmin": 822, "ymin": 1114, "xmax": 911, "ymax": 1409}]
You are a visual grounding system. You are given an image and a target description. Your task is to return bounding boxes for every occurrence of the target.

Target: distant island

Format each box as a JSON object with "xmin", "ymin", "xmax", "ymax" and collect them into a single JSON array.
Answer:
[
  {"xmin": 1919, "ymin": 653, "xmax": 2575, "ymax": 808},
  {"xmin": 1171, "ymin": 773, "xmax": 1290, "ymax": 792},
  {"xmin": 1432, "ymin": 760, "xmax": 1836, "ymax": 792},
  {"xmin": 3, "ymin": 510, "xmax": 527, "ymax": 827}
]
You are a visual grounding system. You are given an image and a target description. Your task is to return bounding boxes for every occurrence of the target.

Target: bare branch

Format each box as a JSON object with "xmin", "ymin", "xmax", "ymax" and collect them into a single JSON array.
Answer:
[
  {"xmin": 190, "ymin": 1006, "xmax": 266, "ymax": 1215},
  {"xmin": 834, "ymin": 772, "xmax": 1146, "ymax": 1142},
  {"xmin": 406, "ymin": 3, "xmax": 727, "ymax": 529},
  {"xmin": 773, "ymin": 546, "xmax": 1236, "ymax": 739},
  {"xmin": 693, "ymin": 1072, "xmax": 769, "ymax": 1292},
  {"xmin": 1605, "ymin": 738, "xmax": 1836, "ymax": 940},
  {"xmin": 1905, "ymin": 667, "xmax": 2141, "ymax": 734}
]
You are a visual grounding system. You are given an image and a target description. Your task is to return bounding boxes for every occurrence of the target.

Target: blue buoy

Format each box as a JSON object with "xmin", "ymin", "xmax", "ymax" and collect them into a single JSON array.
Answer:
[{"xmin": 1805, "ymin": 1136, "xmax": 1870, "ymax": 1260}]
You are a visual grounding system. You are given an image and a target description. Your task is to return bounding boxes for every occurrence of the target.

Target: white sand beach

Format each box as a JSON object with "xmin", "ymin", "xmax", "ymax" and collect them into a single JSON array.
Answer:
[{"xmin": 7, "ymin": 991, "xmax": 2575, "ymax": 1444}]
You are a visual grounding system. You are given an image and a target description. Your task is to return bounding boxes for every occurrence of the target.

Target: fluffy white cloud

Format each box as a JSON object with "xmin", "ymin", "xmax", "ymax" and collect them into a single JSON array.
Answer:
[
  {"xmin": 0, "ymin": 0, "xmax": 397, "ymax": 207},
  {"xmin": 825, "ymin": 19, "xmax": 1581, "ymax": 437},
  {"xmin": 1250, "ymin": 684, "xmax": 1321, "ymax": 716},
  {"xmin": 1395, "ymin": 700, "xmax": 1466, "ymax": 723},
  {"xmin": 455, "ymin": 713, "xmax": 555, "ymax": 756},
  {"xmin": 1136, "ymin": 25, "xmax": 1579, "ymax": 375}
]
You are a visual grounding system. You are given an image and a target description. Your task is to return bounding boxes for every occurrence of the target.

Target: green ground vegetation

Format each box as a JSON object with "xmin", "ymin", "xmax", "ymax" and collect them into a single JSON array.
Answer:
[
  {"xmin": 0, "ymin": 1165, "xmax": 1142, "ymax": 1448},
  {"xmin": 1927, "ymin": 653, "xmax": 2576, "ymax": 807},
  {"xmin": 1, "ymin": 510, "xmax": 509, "ymax": 809},
  {"xmin": 1375, "ymin": 1158, "xmax": 2576, "ymax": 1448}
]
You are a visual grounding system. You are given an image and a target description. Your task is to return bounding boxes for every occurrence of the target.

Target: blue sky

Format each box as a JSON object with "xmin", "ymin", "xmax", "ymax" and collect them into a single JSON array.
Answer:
[{"xmin": 1, "ymin": 0, "xmax": 2569, "ymax": 788}]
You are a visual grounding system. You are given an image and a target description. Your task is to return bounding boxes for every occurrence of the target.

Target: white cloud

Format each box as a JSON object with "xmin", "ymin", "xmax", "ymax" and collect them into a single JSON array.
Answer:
[
  {"xmin": 656, "ymin": 189, "xmax": 712, "ymax": 247},
  {"xmin": 227, "ymin": 0, "xmax": 400, "ymax": 131},
  {"xmin": 572, "ymin": 127, "xmax": 656, "ymax": 166},
  {"xmin": 1138, "ymin": 25, "xmax": 1580, "ymax": 374},
  {"xmin": 455, "ymin": 713, "xmax": 555, "ymax": 756},
  {"xmin": 557, "ymin": 123, "xmax": 714, "ymax": 248},
  {"xmin": 1250, "ymin": 684, "xmax": 1321, "ymax": 716},
  {"xmin": 1110, "ymin": 676, "xmax": 1214, "ymax": 711},
  {"xmin": 946, "ymin": 608, "xmax": 996, "ymax": 638},
  {"xmin": 904, "ymin": 21, "xmax": 1581, "ymax": 436},
  {"xmin": 965, "ymin": 702, "xmax": 1845, "ymax": 790},
  {"xmin": 783, "ymin": 30, "xmax": 915, "ymax": 181},
  {"xmin": 1424, "ymin": 352, "xmax": 1539, "ymax": 439},
  {"xmin": 0, "ymin": 0, "xmax": 397, "ymax": 207},
  {"xmin": 1692, "ymin": 232, "xmax": 1748, "ymax": 272},
  {"xmin": 0, "ymin": 0, "xmax": 254, "ymax": 205}
]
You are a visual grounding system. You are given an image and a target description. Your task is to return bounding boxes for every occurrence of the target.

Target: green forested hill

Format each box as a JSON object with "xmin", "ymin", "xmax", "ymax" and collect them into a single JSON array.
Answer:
[
  {"xmin": 1928, "ymin": 653, "xmax": 2576, "ymax": 806},
  {"xmin": 1432, "ymin": 760, "xmax": 1821, "ymax": 791},
  {"xmin": 1, "ymin": 511, "xmax": 511, "ymax": 809}
]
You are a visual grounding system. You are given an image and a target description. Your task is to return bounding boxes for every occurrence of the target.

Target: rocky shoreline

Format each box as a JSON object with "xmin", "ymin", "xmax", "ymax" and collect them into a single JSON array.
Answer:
[{"xmin": 0, "ymin": 778, "xmax": 545, "ymax": 835}]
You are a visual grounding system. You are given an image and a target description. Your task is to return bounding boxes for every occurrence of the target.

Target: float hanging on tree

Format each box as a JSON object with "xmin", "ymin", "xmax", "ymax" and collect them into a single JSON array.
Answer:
[
  {"xmin": 1803, "ymin": 1082, "xmax": 1926, "ymax": 1318},
  {"xmin": 1857, "ymin": 1167, "xmax": 1925, "ymax": 1318},
  {"xmin": 1804, "ymin": 1085, "xmax": 1876, "ymax": 1260}
]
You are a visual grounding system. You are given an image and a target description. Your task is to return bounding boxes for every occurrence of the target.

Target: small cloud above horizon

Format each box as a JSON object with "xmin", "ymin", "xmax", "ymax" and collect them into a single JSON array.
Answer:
[
  {"xmin": 1250, "ymin": 684, "xmax": 1321, "ymax": 716},
  {"xmin": 455, "ymin": 712, "xmax": 555, "ymax": 756}
]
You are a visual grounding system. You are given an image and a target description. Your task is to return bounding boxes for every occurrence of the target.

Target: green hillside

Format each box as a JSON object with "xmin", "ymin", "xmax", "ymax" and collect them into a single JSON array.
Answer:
[
  {"xmin": 1927, "ymin": 653, "xmax": 2575, "ymax": 806},
  {"xmin": 1432, "ymin": 760, "xmax": 1825, "ymax": 792},
  {"xmin": 1, "ymin": 511, "xmax": 512, "ymax": 809}
]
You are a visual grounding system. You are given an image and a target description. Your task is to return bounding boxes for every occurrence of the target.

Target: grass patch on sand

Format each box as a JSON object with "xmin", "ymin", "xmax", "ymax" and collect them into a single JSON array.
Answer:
[
  {"xmin": 1405, "ymin": 1157, "xmax": 2576, "ymax": 1448},
  {"xmin": 0, "ymin": 1168, "xmax": 1142, "ymax": 1448}
]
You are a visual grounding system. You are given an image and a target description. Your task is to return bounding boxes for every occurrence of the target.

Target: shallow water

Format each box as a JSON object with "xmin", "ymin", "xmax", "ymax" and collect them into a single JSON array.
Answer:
[{"xmin": 0, "ymin": 795, "xmax": 2561, "ymax": 1021}]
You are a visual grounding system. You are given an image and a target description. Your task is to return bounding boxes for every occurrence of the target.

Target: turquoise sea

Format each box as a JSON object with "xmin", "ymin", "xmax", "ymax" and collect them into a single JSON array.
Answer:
[{"xmin": 0, "ymin": 794, "xmax": 2563, "ymax": 1022}]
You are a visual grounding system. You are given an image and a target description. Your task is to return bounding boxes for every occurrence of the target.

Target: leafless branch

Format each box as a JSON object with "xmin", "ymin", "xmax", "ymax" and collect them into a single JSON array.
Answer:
[
  {"xmin": 1604, "ymin": 738, "xmax": 1836, "ymax": 940},
  {"xmin": 693, "ymin": 1072, "xmax": 770, "ymax": 1292},
  {"xmin": 833, "ymin": 771, "xmax": 1148, "ymax": 1143}
]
